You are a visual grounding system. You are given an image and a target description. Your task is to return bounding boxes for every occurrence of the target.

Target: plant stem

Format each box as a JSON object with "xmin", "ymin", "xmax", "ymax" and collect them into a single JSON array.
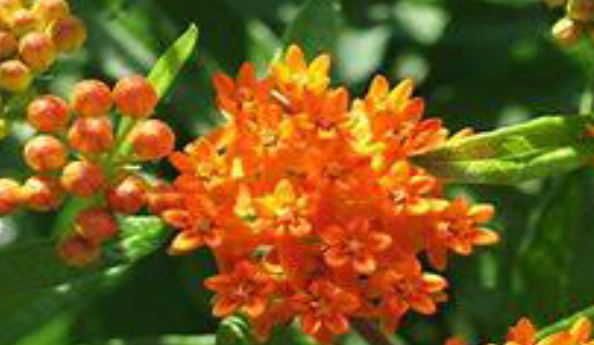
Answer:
[
  {"xmin": 536, "ymin": 305, "xmax": 594, "ymax": 339},
  {"xmin": 352, "ymin": 319, "xmax": 395, "ymax": 345}
]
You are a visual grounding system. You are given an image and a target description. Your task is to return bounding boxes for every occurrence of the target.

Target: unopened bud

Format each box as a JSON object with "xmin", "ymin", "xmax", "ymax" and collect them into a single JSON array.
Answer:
[
  {"xmin": 567, "ymin": 0, "xmax": 594, "ymax": 21},
  {"xmin": 50, "ymin": 15, "xmax": 86, "ymax": 53},
  {"xmin": 0, "ymin": 59, "xmax": 31, "ymax": 92},
  {"xmin": 113, "ymin": 75, "xmax": 158, "ymax": 118},
  {"xmin": 71, "ymin": 79, "xmax": 112, "ymax": 117},
  {"xmin": 23, "ymin": 135, "xmax": 67, "ymax": 172},
  {"xmin": 68, "ymin": 117, "xmax": 114, "ymax": 154},
  {"xmin": 58, "ymin": 234, "xmax": 101, "ymax": 266},
  {"xmin": 75, "ymin": 208, "xmax": 118, "ymax": 243},
  {"xmin": 27, "ymin": 95, "xmax": 70, "ymax": 132},
  {"xmin": 0, "ymin": 30, "xmax": 17, "ymax": 58},
  {"xmin": 32, "ymin": 0, "xmax": 69, "ymax": 24},
  {"xmin": 10, "ymin": 9, "xmax": 40, "ymax": 36},
  {"xmin": 22, "ymin": 175, "xmax": 63, "ymax": 211},
  {"xmin": 107, "ymin": 175, "xmax": 146, "ymax": 214},
  {"xmin": 552, "ymin": 17, "xmax": 581, "ymax": 46},
  {"xmin": 147, "ymin": 181, "xmax": 183, "ymax": 216},
  {"xmin": 61, "ymin": 160, "xmax": 106, "ymax": 197},
  {"xmin": 0, "ymin": 0, "xmax": 22, "ymax": 22},
  {"xmin": 19, "ymin": 32, "xmax": 56, "ymax": 72},
  {"xmin": 0, "ymin": 178, "xmax": 22, "ymax": 215},
  {"xmin": 129, "ymin": 119, "xmax": 175, "ymax": 161}
]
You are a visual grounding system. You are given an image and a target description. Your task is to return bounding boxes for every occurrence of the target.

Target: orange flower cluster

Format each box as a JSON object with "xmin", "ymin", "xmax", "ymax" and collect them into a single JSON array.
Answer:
[
  {"xmin": 449, "ymin": 316, "xmax": 592, "ymax": 345},
  {"xmin": 0, "ymin": 0, "xmax": 86, "ymax": 92},
  {"xmin": 164, "ymin": 45, "xmax": 499, "ymax": 343},
  {"xmin": 0, "ymin": 75, "xmax": 176, "ymax": 265}
]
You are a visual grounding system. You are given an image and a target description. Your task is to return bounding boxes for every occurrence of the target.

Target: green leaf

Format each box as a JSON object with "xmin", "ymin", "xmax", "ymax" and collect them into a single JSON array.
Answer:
[
  {"xmin": 413, "ymin": 115, "xmax": 594, "ymax": 184},
  {"xmin": 280, "ymin": 0, "xmax": 343, "ymax": 60},
  {"xmin": 216, "ymin": 316, "xmax": 253, "ymax": 345},
  {"xmin": 148, "ymin": 24, "xmax": 199, "ymax": 99},
  {"xmin": 77, "ymin": 334, "xmax": 216, "ymax": 345}
]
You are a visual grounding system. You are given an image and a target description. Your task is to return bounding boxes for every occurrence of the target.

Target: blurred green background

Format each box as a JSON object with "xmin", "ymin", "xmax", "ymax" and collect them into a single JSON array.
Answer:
[{"xmin": 1, "ymin": 0, "xmax": 594, "ymax": 344}]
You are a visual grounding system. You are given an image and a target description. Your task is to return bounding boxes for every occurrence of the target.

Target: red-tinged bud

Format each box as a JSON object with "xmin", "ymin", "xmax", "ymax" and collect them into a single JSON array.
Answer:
[
  {"xmin": 0, "ymin": 30, "xmax": 17, "ymax": 58},
  {"xmin": 23, "ymin": 135, "xmax": 67, "ymax": 172},
  {"xmin": 0, "ymin": 59, "xmax": 31, "ymax": 92},
  {"xmin": 22, "ymin": 175, "xmax": 63, "ymax": 211},
  {"xmin": 568, "ymin": 0, "xmax": 594, "ymax": 21},
  {"xmin": 32, "ymin": 0, "xmax": 69, "ymax": 24},
  {"xmin": 10, "ymin": 9, "xmax": 40, "ymax": 36},
  {"xmin": 50, "ymin": 15, "xmax": 86, "ymax": 53},
  {"xmin": 113, "ymin": 75, "xmax": 158, "ymax": 118},
  {"xmin": 61, "ymin": 160, "xmax": 106, "ymax": 197},
  {"xmin": 70, "ymin": 79, "xmax": 112, "ymax": 117},
  {"xmin": 58, "ymin": 234, "xmax": 101, "ymax": 267},
  {"xmin": 75, "ymin": 208, "xmax": 118, "ymax": 243},
  {"xmin": 107, "ymin": 175, "xmax": 146, "ymax": 214},
  {"xmin": 19, "ymin": 31, "xmax": 56, "ymax": 72},
  {"xmin": 27, "ymin": 95, "xmax": 70, "ymax": 132},
  {"xmin": 129, "ymin": 120, "xmax": 175, "ymax": 161},
  {"xmin": 0, "ymin": 178, "xmax": 22, "ymax": 215},
  {"xmin": 147, "ymin": 181, "xmax": 183, "ymax": 216},
  {"xmin": 68, "ymin": 117, "xmax": 114, "ymax": 154},
  {"xmin": 552, "ymin": 17, "xmax": 581, "ymax": 46}
]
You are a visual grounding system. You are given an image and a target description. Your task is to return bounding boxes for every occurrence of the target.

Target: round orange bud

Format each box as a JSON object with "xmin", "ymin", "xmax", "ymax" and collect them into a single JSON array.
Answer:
[
  {"xmin": 58, "ymin": 234, "xmax": 101, "ymax": 267},
  {"xmin": 552, "ymin": 17, "xmax": 581, "ymax": 46},
  {"xmin": 71, "ymin": 79, "xmax": 112, "ymax": 117},
  {"xmin": 23, "ymin": 135, "xmax": 67, "ymax": 172},
  {"xmin": 0, "ymin": 59, "xmax": 31, "ymax": 92},
  {"xmin": 61, "ymin": 160, "xmax": 106, "ymax": 197},
  {"xmin": 113, "ymin": 75, "xmax": 158, "ymax": 118},
  {"xmin": 32, "ymin": 0, "xmax": 69, "ymax": 24},
  {"xmin": 49, "ymin": 15, "xmax": 86, "ymax": 53},
  {"xmin": 129, "ymin": 120, "xmax": 175, "ymax": 161},
  {"xmin": 68, "ymin": 117, "xmax": 114, "ymax": 154},
  {"xmin": 0, "ymin": 178, "xmax": 22, "ymax": 215},
  {"xmin": 19, "ymin": 32, "xmax": 56, "ymax": 72},
  {"xmin": 107, "ymin": 175, "xmax": 146, "ymax": 214},
  {"xmin": 147, "ymin": 181, "xmax": 183, "ymax": 216},
  {"xmin": 10, "ymin": 9, "xmax": 40, "ymax": 36},
  {"xmin": 0, "ymin": 0, "xmax": 22, "ymax": 23},
  {"xmin": 75, "ymin": 208, "xmax": 118, "ymax": 243},
  {"xmin": 0, "ymin": 31, "xmax": 17, "ymax": 58},
  {"xmin": 27, "ymin": 95, "xmax": 70, "ymax": 132},
  {"xmin": 22, "ymin": 175, "xmax": 63, "ymax": 211}
]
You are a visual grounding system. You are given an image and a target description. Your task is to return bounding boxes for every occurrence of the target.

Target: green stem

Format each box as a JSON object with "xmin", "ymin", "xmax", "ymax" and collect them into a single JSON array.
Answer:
[{"xmin": 536, "ymin": 305, "xmax": 594, "ymax": 340}]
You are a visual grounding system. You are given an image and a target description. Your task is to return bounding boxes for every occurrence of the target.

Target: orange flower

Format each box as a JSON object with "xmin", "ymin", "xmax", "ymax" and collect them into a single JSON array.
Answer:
[
  {"xmin": 380, "ymin": 161, "xmax": 438, "ymax": 216},
  {"xmin": 290, "ymin": 279, "xmax": 360, "ymax": 339},
  {"xmin": 205, "ymin": 261, "xmax": 276, "ymax": 319},
  {"xmin": 320, "ymin": 217, "xmax": 391, "ymax": 275}
]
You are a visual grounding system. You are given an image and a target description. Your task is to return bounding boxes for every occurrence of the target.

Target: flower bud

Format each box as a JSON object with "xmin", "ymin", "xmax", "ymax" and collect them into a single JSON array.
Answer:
[
  {"xmin": 0, "ymin": 0, "xmax": 22, "ymax": 16},
  {"xmin": 22, "ymin": 175, "xmax": 63, "ymax": 211},
  {"xmin": 75, "ymin": 208, "xmax": 118, "ymax": 243},
  {"xmin": 61, "ymin": 160, "xmax": 106, "ymax": 197},
  {"xmin": 0, "ymin": 30, "xmax": 17, "ymax": 58},
  {"xmin": 107, "ymin": 175, "xmax": 146, "ymax": 214},
  {"xmin": 567, "ymin": 0, "xmax": 594, "ymax": 21},
  {"xmin": 147, "ymin": 181, "xmax": 183, "ymax": 216},
  {"xmin": 552, "ymin": 17, "xmax": 581, "ymax": 46},
  {"xmin": 50, "ymin": 15, "xmax": 86, "ymax": 53},
  {"xmin": 32, "ymin": 0, "xmax": 69, "ymax": 24},
  {"xmin": 10, "ymin": 9, "xmax": 40, "ymax": 36},
  {"xmin": 58, "ymin": 234, "xmax": 101, "ymax": 266},
  {"xmin": 19, "ymin": 31, "xmax": 56, "ymax": 72},
  {"xmin": 23, "ymin": 135, "xmax": 67, "ymax": 172},
  {"xmin": 68, "ymin": 117, "xmax": 114, "ymax": 154},
  {"xmin": 129, "ymin": 120, "xmax": 175, "ymax": 161},
  {"xmin": 113, "ymin": 75, "xmax": 158, "ymax": 118},
  {"xmin": 0, "ymin": 178, "xmax": 22, "ymax": 215},
  {"xmin": 0, "ymin": 59, "xmax": 31, "ymax": 92},
  {"xmin": 27, "ymin": 95, "xmax": 70, "ymax": 132},
  {"xmin": 70, "ymin": 79, "xmax": 112, "ymax": 117}
]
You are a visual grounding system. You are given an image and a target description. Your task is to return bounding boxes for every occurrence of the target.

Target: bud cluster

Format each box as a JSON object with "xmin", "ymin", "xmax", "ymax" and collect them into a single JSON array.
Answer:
[
  {"xmin": 0, "ymin": 0, "xmax": 86, "ymax": 92},
  {"xmin": 546, "ymin": 0, "xmax": 594, "ymax": 46},
  {"xmin": 0, "ymin": 75, "xmax": 176, "ymax": 266}
]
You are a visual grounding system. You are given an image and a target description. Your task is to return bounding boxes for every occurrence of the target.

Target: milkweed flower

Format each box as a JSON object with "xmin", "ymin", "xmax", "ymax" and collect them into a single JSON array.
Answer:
[{"xmin": 165, "ymin": 44, "xmax": 498, "ymax": 343}]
